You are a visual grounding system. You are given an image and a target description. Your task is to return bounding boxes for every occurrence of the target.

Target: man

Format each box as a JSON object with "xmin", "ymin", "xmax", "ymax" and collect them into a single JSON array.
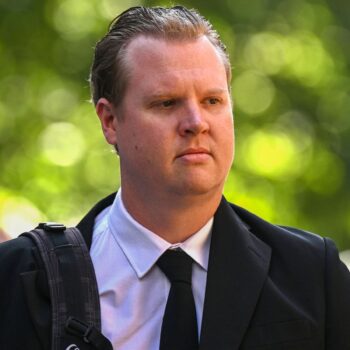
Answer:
[{"xmin": 0, "ymin": 5, "xmax": 350, "ymax": 350}]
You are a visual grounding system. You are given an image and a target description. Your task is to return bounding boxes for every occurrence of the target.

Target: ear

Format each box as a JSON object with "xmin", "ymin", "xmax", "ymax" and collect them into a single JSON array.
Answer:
[{"xmin": 95, "ymin": 98, "xmax": 119, "ymax": 145}]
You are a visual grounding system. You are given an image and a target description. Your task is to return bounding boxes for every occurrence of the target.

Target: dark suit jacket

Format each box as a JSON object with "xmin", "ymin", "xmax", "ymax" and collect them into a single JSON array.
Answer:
[{"xmin": 1, "ymin": 194, "xmax": 350, "ymax": 349}]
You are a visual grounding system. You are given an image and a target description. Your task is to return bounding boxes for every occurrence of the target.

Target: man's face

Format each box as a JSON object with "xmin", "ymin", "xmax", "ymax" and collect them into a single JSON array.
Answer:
[{"xmin": 112, "ymin": 35, "xmax": 234, "ymax": 199}]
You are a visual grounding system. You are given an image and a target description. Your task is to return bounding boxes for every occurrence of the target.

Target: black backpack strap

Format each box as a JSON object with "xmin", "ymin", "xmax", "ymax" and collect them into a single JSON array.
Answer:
[{"xmin": 21, "ymin": 223, "xmax": 113, "ymax": 350}]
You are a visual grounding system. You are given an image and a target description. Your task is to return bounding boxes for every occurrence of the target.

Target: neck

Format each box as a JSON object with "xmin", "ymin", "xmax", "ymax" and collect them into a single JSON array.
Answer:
[{"xmin": 120, "ymin": 186, "xmax": 222, "ymax": 244}]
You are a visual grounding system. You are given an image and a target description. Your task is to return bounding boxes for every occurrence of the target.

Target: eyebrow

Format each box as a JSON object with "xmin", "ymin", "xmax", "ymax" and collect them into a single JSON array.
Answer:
[
  {"xmin": 203, "ymin": 88, "xmax": 228, "ymax": 95},
  {"xmin": 146, "ymin": 88, "xmax": 228, "ymax": 101},
  {"xmin": 146, "ymin": 93, "xmax": 174, "ymax": 100}
]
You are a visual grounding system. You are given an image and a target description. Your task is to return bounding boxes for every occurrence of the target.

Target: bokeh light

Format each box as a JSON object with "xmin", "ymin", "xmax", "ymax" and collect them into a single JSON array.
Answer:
[
  {"xmin": 303, "ymin": 145, "xmax": 345, "ymax": 195},
  {"xmin": 40, "ymin": 122, "xmax": 86, "ymax": 166},
  {"xmin": 40, "ymin": 88, "xmax": 78, "ymax": 120},
  {"xmin": 282, "ymin": 31, "xmax": 334, "ymax": 87},
  {"xmin": 244, "ymin": 32, "xmax": 285, "ymax": 75},
  {"xmin": 241, "ymin": 129, "xmax": 300, "ymax": 179},
  {"xmin": 52, "ymin": 0, "xmax": 100, "ymax": 40},
  {"xmin": 233, "ymin": 70, "xmax": 275, "ymax": 115},
  {"xmin": 0, "ymin": 191, "xmax": 45, "ymax": 238}
]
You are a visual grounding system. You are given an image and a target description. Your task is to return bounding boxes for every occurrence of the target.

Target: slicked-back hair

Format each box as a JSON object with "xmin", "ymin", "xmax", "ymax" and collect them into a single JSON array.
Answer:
[{"xmin": 89, "ymin": 6, "xmax": 231, "ymax": 107}]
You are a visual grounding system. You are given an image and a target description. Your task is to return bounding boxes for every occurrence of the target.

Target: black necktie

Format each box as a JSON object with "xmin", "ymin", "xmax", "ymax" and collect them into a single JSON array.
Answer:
[{"xmin": 156, "ymin": 249, "xmax": 199, "ymax": 350}]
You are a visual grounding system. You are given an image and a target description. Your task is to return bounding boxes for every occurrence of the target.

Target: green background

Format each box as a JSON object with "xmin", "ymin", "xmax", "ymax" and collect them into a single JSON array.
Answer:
[{"xmin": 0, "ymin": 0, "xmax": 349, "ymax": 251}]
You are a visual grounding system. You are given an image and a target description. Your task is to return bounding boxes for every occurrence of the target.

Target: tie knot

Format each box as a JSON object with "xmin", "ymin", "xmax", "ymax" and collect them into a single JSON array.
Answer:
[{"xmin": 157, "ymin": 249, "xmax": 193, "ymax": 284}]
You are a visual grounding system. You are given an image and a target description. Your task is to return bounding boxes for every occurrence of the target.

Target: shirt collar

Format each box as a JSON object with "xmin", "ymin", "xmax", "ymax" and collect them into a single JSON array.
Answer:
[{"xmin": 107, "ymin": 190, "xmax": 213, "ymax": 279}]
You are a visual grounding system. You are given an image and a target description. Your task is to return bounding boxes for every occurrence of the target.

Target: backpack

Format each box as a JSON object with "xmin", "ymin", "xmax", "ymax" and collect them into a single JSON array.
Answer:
[{"xmin": 21, "ymin": 222, "xmax": 113, "ymax": 350}]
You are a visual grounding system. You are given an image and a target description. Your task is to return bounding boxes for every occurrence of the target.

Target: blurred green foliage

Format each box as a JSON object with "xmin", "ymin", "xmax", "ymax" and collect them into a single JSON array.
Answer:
[{"xmin": 0, "ymin": 0, "xmax": 349, "ymax": 249}]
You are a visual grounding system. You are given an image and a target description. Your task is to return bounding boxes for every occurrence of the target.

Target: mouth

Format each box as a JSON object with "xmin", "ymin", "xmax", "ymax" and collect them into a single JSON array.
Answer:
[{"xmin": 176, "ymin": 148, "xmax": 212, "ymax": 162}]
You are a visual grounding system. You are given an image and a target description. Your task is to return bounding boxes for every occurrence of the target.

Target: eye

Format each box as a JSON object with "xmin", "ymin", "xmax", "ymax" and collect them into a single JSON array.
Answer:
[
  {"xmin": 150, "ymin": 99, "xmax": 177, "ymax": 109},
  {"xmin": 161, "ymin": 99, "xmax": 176, "ymax": 108},
  {"xmin": 205, "ymin": 97, "xmax": 221, "ymax": 105}
]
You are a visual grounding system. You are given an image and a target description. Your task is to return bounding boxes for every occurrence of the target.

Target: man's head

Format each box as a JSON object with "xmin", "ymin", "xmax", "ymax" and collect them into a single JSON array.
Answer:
[
  {"xmin": 90, "ymin": 6, "xmax": 231, "ymax": 107},
  {"xmin": 93, "ymin": 5, "xmax": 234, "ymax": 211}
]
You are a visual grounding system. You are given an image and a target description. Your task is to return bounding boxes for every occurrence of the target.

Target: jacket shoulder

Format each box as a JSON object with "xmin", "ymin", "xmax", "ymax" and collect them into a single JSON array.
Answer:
[
  {"xmin": 229, "ymin": 202, "xmax": 325, "ymax": 246},
  {"xmin": 0, "ymin": 235, "xmax": 39, "ymax": 273},
  {"xmin": 226, "ymin": 201, "xmax": 330, "ymax": 269}
]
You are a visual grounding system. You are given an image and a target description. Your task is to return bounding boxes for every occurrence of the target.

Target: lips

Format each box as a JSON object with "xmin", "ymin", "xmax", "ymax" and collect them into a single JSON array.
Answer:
[
  {"xmin": 176, "ymin": 148, "xmax": 212, "ymax": 162},
  {"xmin": 177, "ymin": 147, "xmax": 210, "ymax": 157}
]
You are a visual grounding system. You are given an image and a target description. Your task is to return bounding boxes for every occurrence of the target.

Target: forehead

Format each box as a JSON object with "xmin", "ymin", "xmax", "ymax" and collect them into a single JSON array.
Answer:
[{"xmin": 122, "ymin": 35, "xmax": 228, "ymax": 90}]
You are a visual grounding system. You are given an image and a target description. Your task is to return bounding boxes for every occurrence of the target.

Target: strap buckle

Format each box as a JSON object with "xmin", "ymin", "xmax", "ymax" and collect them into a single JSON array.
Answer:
[
  {"xmin": 65, "ymin": 316, "xmax": 93, "ymax": 343},
  {"xmin": 38, "ymin": 222, "xmax": 67, "ymax": 232}
]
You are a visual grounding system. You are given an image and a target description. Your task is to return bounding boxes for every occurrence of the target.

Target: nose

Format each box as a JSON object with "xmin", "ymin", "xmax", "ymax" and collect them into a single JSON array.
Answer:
[{"xmin": 178, "ymin": 102, "xmax": 209, "ymax": 136}]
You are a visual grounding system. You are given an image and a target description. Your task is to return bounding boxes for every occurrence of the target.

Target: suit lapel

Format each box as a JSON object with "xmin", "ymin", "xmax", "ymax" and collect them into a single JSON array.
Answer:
[{"xmin": 199, "ymin": 198, "xmax": 271, "ymax": 350}]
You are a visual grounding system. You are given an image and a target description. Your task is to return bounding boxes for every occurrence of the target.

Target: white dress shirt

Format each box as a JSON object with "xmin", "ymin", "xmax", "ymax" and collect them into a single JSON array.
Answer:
[{"xmin": 90, "ymin": 190, "xmax": 213, "ymax": 350}]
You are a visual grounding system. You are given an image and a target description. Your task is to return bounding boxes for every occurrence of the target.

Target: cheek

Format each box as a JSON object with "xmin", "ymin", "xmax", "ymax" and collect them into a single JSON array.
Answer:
[
  {"xmin": 129, "ymin": 130, "xmax": 161, "ymax": 160},
  {"xmin": 216, "ymin": 116, "xmax": 234, "ymax": 141},
  {"xmin": 131, "ymin": 132, "xmax": 140, "ymax": 151},
  {"xmin": 117, "ymin": 127, "xmax": 141, "ymax": 158},
  {"xmin": 218, "ymin": 118, "xmax": 235, "ymax": 161}
]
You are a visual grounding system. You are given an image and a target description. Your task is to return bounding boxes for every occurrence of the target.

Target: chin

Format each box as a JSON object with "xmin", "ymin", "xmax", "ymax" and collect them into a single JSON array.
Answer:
[{"xmin": 172, "ymin": 179, "xmax": 223, "ymax": 197}]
